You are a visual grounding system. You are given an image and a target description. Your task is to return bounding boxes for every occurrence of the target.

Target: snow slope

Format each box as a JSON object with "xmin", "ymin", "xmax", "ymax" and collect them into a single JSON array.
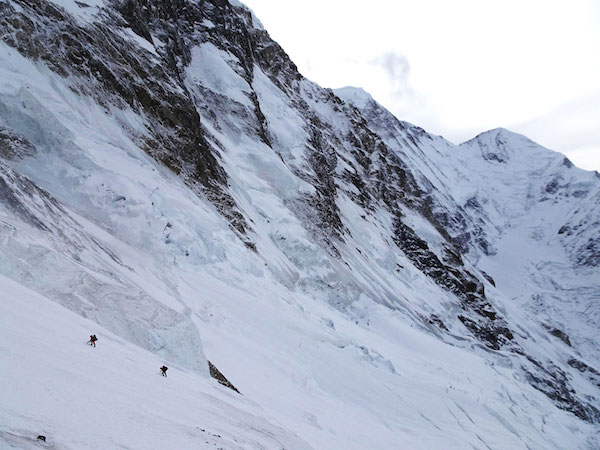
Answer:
[
  {"xmin": 347, "ymin": 92, "xmax": 600, "ymax": 365},
  {"xmin": 2, "ymin": 271, "xmax": 598, "ymax": 449},
  {"xmin": 0, "ymin": 274, "xmax": 309, "ymax": 449}
]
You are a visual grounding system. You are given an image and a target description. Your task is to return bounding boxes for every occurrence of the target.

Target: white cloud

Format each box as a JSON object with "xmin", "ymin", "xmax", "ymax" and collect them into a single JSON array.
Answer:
[
  {"xmin": 369, "ymin": 52, "xmax": 411, "ymax": 99},
  {"xmin": 242, "ymin": 0, "xmax": 600, "ymax": 170},
  {"xmin": 511, "ymin": 92, "xmax": 600, "ymax": 171}
]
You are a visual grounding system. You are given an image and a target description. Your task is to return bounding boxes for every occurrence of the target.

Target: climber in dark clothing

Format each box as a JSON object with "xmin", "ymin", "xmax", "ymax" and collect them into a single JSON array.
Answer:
[
  {"xmin": 160, "ymin": 366, "xmax": 168, "ymax": 377},
  {"xmin": 87, "ymin": 334, "xmax": 98, "ymax": 347}
]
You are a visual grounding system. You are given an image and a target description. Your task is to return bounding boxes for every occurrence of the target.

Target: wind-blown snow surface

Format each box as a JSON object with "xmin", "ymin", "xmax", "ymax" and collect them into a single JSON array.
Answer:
[
  {"xmin": 1, "ymin": 0, "xmax": 600, "ymax": 448},
  {"xmin": 0, "ymin": 275, "xmax": 310, "ymax": 449},
  {"xmin": 1, "ymin": 263, "xmax": 596, "ymax": 449}
]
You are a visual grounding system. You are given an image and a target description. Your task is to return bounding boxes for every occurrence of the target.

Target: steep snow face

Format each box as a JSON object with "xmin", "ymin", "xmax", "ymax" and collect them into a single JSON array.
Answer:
[
  {"xmin": 455, "ymin": 128, "xmax": 600, "ymax": 367},
  {"xmin": 0, "ymin": 126, "xmax": 211, "ymax": 374},
  {"xmin": 1, "ymin": 0, "xmax": 600, "ymax": 447},
  {"xmin": 355, "ymin": 96, "xmax": 600, "ymax": 377},
  {"xmin": 0, "ymin": 275, "xmax": 310, "ymax": 449},
  {"xmin": 2, "ymin": 267, "xmax": 599, "ymax": 449}
]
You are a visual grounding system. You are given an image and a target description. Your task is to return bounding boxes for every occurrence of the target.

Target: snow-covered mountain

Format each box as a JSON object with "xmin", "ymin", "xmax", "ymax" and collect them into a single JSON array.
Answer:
[{"xmin": 1, "ymin": 0, "xmax": 599, "ymax": 448}]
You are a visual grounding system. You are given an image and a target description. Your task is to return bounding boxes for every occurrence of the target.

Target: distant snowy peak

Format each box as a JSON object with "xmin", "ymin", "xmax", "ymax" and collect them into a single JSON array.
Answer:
[
  {"xmin": 461, "ymin": 127, "xmax": 599, "ymax": 184},
  {"xmin": 465, "ymin": 127, "xmax": 533, "ymax": 144},
  {"xmin": 333, "ymin": 86, "xmax": 377, "ymax": 109},
  {"xmin": 454, "ymin": 125, "xmax": 600, "ymax": 268},
  {"xmin": 460, "ymin": 127, "xmax": 551, "ymax": 164}
]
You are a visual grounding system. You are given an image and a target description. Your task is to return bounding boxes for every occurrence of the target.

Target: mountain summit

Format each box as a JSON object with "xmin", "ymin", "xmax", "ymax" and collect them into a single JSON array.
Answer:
[{"xmin": 1, "ymin": 0, "xmax": 599, "ymax": 448}]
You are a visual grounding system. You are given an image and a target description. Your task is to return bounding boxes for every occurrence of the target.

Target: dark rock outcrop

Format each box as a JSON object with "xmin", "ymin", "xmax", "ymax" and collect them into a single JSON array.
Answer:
[
  {"xmin": 543, "ymin": 324, "xmax": 572, "ymax": 347},
  {"xmin": 524, "ymin": 357, "xmax": 600, "ymax": 423},
  {"xmin": 208, "ymin": 360, "xmax": 240, "ymax": 393},
  {"xmin": 0, "ymin": 126, "xmax": 37, "ymax": 161},
  {"xmin": 393, "ymin": 220, "xmax": 513, "ymax": 350}
]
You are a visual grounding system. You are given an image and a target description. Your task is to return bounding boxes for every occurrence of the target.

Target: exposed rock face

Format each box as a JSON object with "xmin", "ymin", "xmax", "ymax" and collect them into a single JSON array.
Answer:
[
  {"xmin": 208, "ymin": 360, "xmax": 240, "ymax": 393},
  {"xmin": 524, "ymin": 358, "xmax": 600, "ymax": 423},
  {"xmin": 0, "ymin": 161, "xmax": 52, "ymax": 231},
  {"xmin": 393, "ymin": 220, "xmax": 513, "ymax": 350},
  {"xmin": 0, "ymin": 126, "xmax": 37, "ymax": 161},
  {"xmin": 569, "ymin": 358, "xmax": 600, "ymax": 388},
  {"xmin": 543, "ymin": 324, "xmax": 572, "ymax": 347}
]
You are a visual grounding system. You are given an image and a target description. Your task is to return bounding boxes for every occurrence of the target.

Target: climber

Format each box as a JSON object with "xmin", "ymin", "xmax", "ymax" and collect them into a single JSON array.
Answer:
[
  {"xmin": 87, "ymin": 334, "xmax": 98, "ymax": 347},
  {"xmin": 160, "ymin": 365, "xmax": 168, "ymax": 377}
]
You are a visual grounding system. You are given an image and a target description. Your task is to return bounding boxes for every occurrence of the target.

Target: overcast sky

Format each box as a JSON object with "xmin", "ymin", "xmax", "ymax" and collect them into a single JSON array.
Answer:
[{"xmin": 242, "ymin": 0, "xmax": 600, "ymax": 171}]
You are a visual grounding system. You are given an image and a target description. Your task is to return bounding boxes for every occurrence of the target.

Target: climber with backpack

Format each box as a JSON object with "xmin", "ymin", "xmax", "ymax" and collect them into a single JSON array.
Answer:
[
  {"xmin": 87, "ymin": 334, "xmax": 98, "ymax": 347},
  {"xmin": 160, "ymin": 365, "xmax": 168, "ymax": 377}
]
